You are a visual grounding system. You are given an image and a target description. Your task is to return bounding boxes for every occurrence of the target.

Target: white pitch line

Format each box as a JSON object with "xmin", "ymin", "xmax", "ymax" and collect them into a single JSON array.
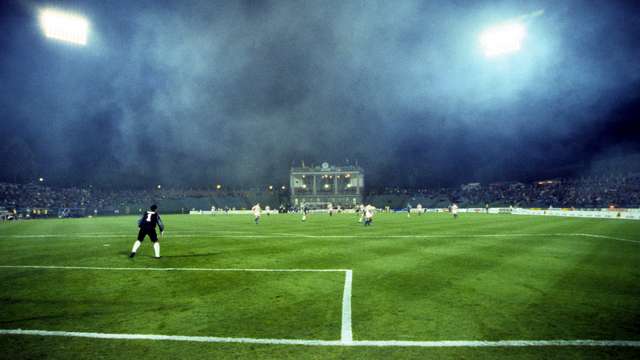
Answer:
[
  {"xmin": 349, "ymin": 339, "xmax": 640, "ymax": 347},
  {"xmin": 273, "ymin": 233, "xmax": 640, "ymax": 244},
  {"xmin": 3, "ymin": 232, "xmax": 636, "ymax": 242},
  {"xmin": 341, "ymin": 270, "xmax": 353, "ymax": 343},
  {"xmin": 574, "ymin": 233, "xmax": 640, "ymax": 244},
  {"xmin": 0, "ymin": 329, "xmax": 638, "ymax": 348},
  {"xmin": 2, "ymin": 233, "xmax": 638, "ymax": 246},
  {"xmin": 0, "ymin": 266, "xmax": 354, "ymax": 345},
  {"xmin": 4, "ymin": 234, "xmax": 131, "ymax": 238},
  {"xmin": 2, "ymin": 234, "xmax": 286, "ymax": 239},
  {"xmin": 0, "ymin": 265, "xmax": 350, "ymax": 273},
  {"xmin": 0, "ymin": 329, "xmax": 340, "ymax": 346}
]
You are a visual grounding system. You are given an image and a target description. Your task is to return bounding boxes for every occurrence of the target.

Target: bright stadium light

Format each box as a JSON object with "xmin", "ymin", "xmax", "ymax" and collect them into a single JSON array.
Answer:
[
  {"xmin": 479, "ymin": 21, "xmax": 526, "ymax": 58},
  {"xmin": 39, "ymin": 8, "xmax": 89, "ymax": 46}
]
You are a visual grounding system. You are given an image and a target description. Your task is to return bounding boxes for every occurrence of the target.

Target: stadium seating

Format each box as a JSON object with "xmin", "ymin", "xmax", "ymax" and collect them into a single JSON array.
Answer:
[{"xmin": 1, "ymin": 173, "xmax": 639, "ymax": 216}]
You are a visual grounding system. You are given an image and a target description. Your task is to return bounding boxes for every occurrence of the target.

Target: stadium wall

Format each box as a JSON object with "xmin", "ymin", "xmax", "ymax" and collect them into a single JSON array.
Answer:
[
  {"xmin": 512, "ymin": 208, "xmax": 640, "ymax": 220},
  {"xmin": 188, "ymin": 207, "xmax": 640, "ymax": 220}
]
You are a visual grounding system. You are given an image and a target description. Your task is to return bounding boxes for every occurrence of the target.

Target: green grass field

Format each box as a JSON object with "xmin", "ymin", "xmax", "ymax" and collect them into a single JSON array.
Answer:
[{"xmin": 1, "ymin": 212, "xmax": 639, "ymax": 359}]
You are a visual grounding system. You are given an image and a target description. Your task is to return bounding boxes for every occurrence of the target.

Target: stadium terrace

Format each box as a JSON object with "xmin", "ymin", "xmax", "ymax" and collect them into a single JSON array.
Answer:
[{"xmin": 2, "ymin": 173, "xmax": 640, "ymax": 218}]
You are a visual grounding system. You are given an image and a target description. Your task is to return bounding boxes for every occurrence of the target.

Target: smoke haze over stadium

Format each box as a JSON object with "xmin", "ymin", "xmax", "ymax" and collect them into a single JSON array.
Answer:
[{"xmin": 0, "ymin": 0, "xmax": 639, "ymax": 189}]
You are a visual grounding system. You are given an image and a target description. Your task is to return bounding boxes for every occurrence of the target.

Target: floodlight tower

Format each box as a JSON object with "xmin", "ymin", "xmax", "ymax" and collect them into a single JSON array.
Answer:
[
  {"xmin": 38, "ymin": 8, "xmax": 89, "ymax": 46},
  {"xmin": 479, "ymin": 9, "xmax": 543, "ymax": 58}
]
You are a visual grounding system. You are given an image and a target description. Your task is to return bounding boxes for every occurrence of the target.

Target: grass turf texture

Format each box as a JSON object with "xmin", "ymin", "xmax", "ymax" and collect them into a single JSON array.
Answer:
[{"xmin": 0, "ymin": 212, "xmax": 639, "ymax": 359}]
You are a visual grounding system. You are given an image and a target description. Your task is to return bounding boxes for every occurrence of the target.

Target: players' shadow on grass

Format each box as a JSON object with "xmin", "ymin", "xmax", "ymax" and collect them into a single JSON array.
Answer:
[
  {"xmin": 161, "ymin": 252, "xmax": 222, "ymax": 258},
  {"xmin": 118, "ymin": 251, "xmax": 222, "ymax": 258}
]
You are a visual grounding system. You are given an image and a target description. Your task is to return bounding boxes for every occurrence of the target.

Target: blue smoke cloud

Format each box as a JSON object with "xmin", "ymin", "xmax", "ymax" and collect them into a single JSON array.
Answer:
[{"xmin": 0, "ymin": 0, "xmax": 638, "ymax": 188}]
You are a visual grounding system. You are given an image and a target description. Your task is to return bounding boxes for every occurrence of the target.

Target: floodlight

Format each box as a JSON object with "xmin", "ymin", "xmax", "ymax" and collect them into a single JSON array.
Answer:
[
  {"xmin": 39, "ymin": 8, "xmax": 89, "ymax": 45},
  {"xmin": 479, "ymin": 22, "xmax": 526, "ymax": 57}
]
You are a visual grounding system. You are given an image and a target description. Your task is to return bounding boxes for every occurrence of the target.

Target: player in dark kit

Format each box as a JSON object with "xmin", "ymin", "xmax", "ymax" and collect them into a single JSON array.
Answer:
[{"xmin": 129, "ymin": 204, "xmax": 165, "ymax": 258}]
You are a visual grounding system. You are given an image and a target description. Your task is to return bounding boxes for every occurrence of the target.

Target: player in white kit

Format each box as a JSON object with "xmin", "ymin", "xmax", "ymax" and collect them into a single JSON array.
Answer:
[
  {"xmin": 251, "ymin": 203, "xmax": 261, "ymax": 224},
  {"xmin": 364, "ymin": 204, "xmax": 375, "ymax": 226}
]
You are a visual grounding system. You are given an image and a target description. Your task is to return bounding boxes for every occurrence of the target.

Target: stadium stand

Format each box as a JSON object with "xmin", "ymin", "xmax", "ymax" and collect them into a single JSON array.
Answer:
[
  {"xmin": 367, "ymin": 173, "xmax": 640, "ymax": 209},
  {"xmin": 1, "ymin": 173, "xmax": 639, "ymax": 217},
  {"xmin": 0, "ymin": 183, "xmax": 286, "ymax": 217}
]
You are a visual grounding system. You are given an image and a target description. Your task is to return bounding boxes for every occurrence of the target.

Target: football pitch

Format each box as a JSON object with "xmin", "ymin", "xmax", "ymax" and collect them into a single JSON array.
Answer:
[{"xmin": 0, "ymin": 212, "xmax": 639, "ymax": 359}]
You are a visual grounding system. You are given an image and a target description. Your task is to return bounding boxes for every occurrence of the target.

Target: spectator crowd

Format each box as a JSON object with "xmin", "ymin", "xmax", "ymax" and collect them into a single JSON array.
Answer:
[
  {"xmin": 1, "ymin": 173, "xmax": 639, "ymax": 217},
  {"xmin": 0, "ymin": 183, "xmax": 286, "ymax": 216},
  {"xmin": 378, "ymin": 173, "xmax": 640, "ymax": 209}
]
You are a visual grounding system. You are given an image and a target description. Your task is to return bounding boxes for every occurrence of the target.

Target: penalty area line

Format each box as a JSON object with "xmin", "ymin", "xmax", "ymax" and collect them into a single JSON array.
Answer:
[
  {"xmin": 0, "ymin": 329, "xmax": 639, "ymax": 348},
  {"xmin": 341, "ymin": 270, "xmax": 353, "ymax": 343},
  {"xmin": 0, "ymin": 265, "xmax": 350, "ymax": 273}
]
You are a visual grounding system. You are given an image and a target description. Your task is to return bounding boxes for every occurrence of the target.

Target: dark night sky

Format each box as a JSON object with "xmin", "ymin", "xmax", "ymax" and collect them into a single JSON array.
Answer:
[{"xmin": 1, "ymin": 0, "xmax": 639, "ymax": 189}]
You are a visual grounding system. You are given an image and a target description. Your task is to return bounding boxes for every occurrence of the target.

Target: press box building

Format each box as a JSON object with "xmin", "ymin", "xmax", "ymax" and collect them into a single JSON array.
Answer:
[{"xmin": 290, "ymin": 162, "xmax": 364, "ymax": 209}]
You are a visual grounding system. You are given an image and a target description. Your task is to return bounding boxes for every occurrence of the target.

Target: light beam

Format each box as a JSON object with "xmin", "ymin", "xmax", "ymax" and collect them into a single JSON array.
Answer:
[
  {"xmin": 39, "ymin": 8, "xmax": 89, "ymax": 46},
  {"xmin": 479, "ymin": 22, "xmax": 526, "ymax": 58}
]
